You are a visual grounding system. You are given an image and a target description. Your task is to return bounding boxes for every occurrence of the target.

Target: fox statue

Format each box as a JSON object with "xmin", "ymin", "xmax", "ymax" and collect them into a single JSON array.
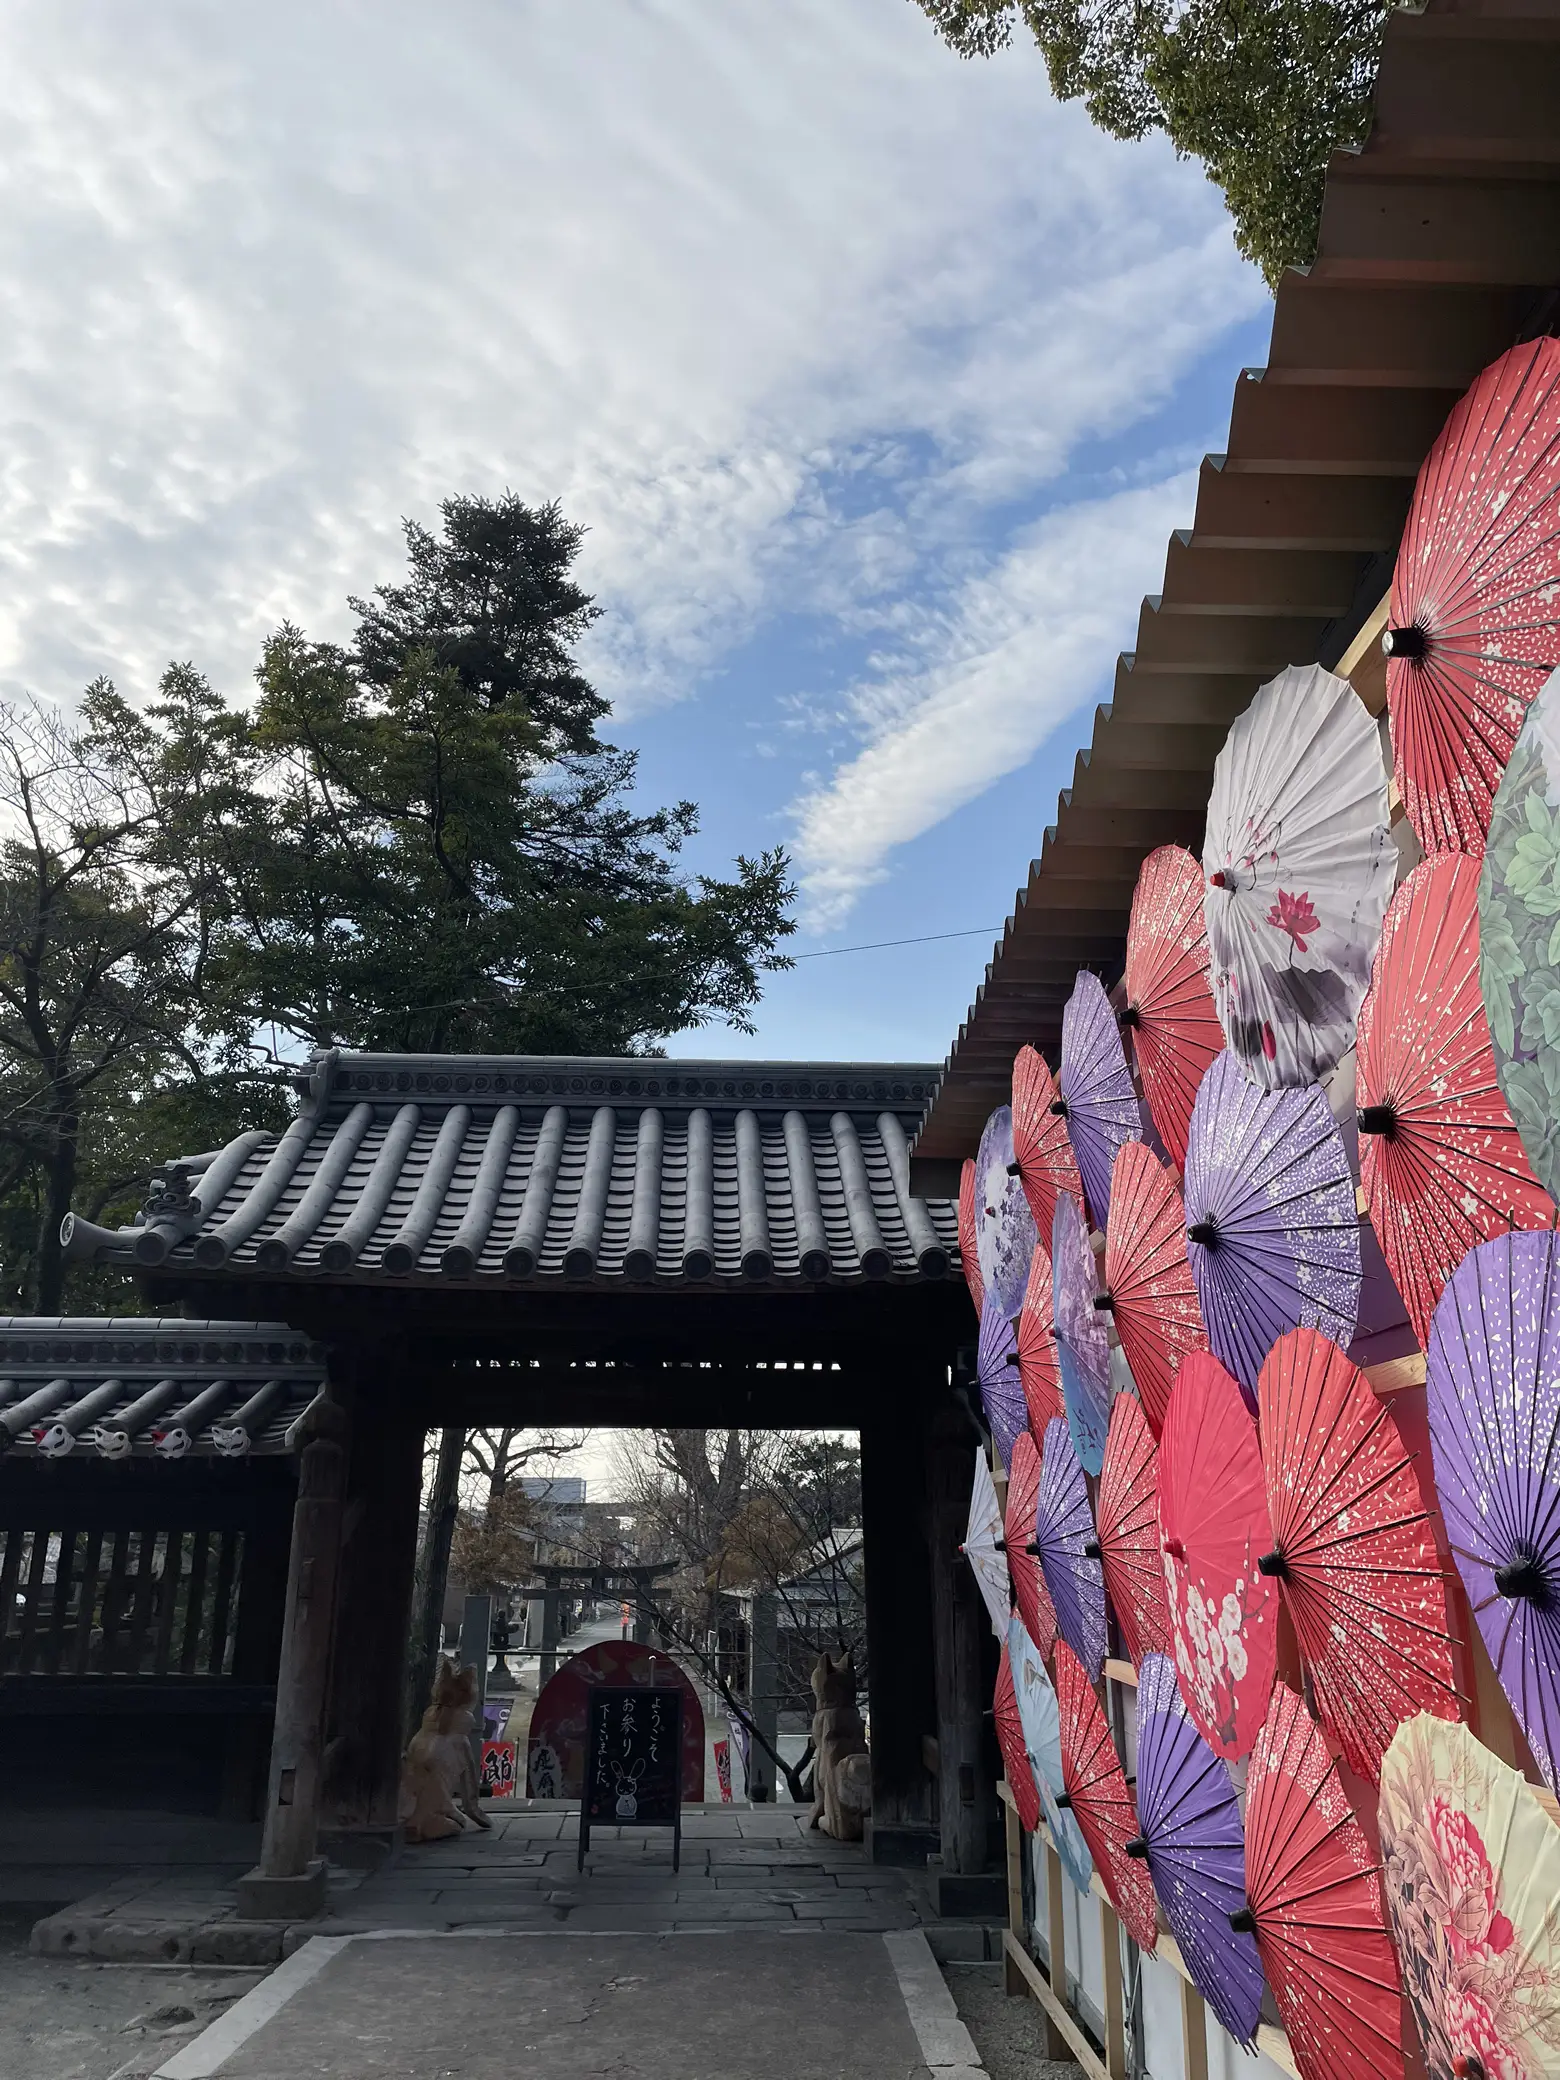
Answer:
[
  {"xmin": 398, "ymin": 1658, "xmax": 493, "ymax": 1844},
  {"xmin": 808, "ymin": 1648, "xmax": 872, "ymax": 1843}
]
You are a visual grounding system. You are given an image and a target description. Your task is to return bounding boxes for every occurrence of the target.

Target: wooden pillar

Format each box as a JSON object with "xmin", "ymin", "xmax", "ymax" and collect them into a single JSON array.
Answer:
[
  {"xmin": 860, "ymin": 1408, "xmax": 938, "ymax": 1866},
  {"xmin": 927, "ymin": 1414, "xmax": 993, "ymax": 1874},
  {"xmin": 540, "ymin": 1579, "xmax": 562, "ymax": 1681},
  {"xmin": 235, "ymin": 1392, "xmax": 347, "ymax": 1919}
]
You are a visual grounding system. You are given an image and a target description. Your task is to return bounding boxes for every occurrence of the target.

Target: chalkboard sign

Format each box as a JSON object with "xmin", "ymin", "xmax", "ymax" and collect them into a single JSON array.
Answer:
[{"xmin": 578, "ymin": 1684, "xmax": 684, "ymax": 1870}]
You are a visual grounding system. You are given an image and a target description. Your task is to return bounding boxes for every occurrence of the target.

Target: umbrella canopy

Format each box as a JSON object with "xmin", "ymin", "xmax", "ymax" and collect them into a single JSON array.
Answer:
[
  {"xmin": 1380, "ymin": 1711, "xmax": 1560, "ymax": 2080},
  {"xmin": 1480, "ymin": 661, "xmax": 1560, "ymax": 1202},
  {"xmin": 1132, "ymin": 1652, "xmax": 1264, "ymax": 2047},
  {"xmin": 1242, "ymin": 1685, "xmax": 1404, "ymax": 2080},
  {"xmin": 1427, "ymin": 1229, "xmax": 1560, "ymax": 1797},
  {"xmin": 1052, "ymin": 1191, "xmax": 1112, "ymax": 1476},
  {"xmin": 958, "ymin": 1157, "xmax": 984, "ymax": 1314},
  {"xmin": 994, "ymin": 1641, "xmax": 1043, "ymax": 1834},
  {"xmin": 1053, "ymin": 1639, "xmax": 1159, "ymax": 1953},
  {"xmin": 1257, "ymin": 1327, "xmax": 1459, "ymax": 1785},
  {"xmin": 1123, "ymin": 843, "xmax": 1224, "ymax": 1171},
  {"xmin": 1032, "ymin": 1415, "xmax": 1108, "ymax": 1684},
  {"xmin": 1204, "ymin": 663, "xmax": 1394, "ymax": 1089},
  {"xmin": 1008, "ymin": 1612, "xmax": 1095, "ymax": 1896},
  {"xmin": 1158, "ymin": 1349, "xmax": 1279, "ymax": 1759},
  {"xmin": 1387, "ymin": 337, "xmax": 1560, "ymax": 858},
  {"xmin": 975, "ymin": 1104, "xmax": 1037, "ymax": 1320},
  {"xmin": 1058, "ymin": 969, "xmax": 1142, "ymax": 1227},
  {"xmin": 976, "ymin": 1297, "xmax": 1026, "ymax": 1473},
  {"xmin": 1012, "ymin": 1044, "xmax": 1084, "ymax": 1245},
  {"xmin": 1015, "ymin": 1242, "xmax": 1063, "ymax": 1437},
  {"xmin": 961, "ymin": 1447, "xmax": 1010, "ymax": 1641},
  {"xmin": 1358, "ymin": 852, "xmax": 1553, "ymax": 1350},
  {"xmin": 1184, "ymin": 1051, "xmax": 1361, "ymax": 1404},
  {"xmin": 1102, "ymin": 1140, "xmax": 1207, "ymax": 1436},
  {"xmin": 1006, "ymin": 1429, "xmax": 1058, "ymax": 1663},
  {"xmin": 1095, "ymin": 1393, "xmax": 1172, "ymax": 1668}
]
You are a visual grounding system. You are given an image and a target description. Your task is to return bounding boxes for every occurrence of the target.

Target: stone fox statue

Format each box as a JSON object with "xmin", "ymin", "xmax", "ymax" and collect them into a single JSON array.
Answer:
[
  {"xmin": 399, "ymin": 1658, "xmax": 493, "ymax": 1844},
  {"xmin": 808, "ymin": 1649, "xmax": 872, "ymax": 1842}
]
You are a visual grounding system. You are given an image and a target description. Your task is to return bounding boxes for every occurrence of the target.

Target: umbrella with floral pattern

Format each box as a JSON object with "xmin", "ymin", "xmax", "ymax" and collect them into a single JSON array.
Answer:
[
  {"xmin": 1058, "ymin": 969, "xmax": 1142, "ymax": 1228},
  {"xmin": 1032, "ymin": 1415, "xmax": 1108, "ymax": 1684},
  {"xmin": 1006, "ymin": 1429, "xmax": 1058, "ymax": 1663},
  {"xmin": 1122, "ymin": 843, "xmax": 1223, "ymax": 1171},
  {"xmin": 1015, "ymin": 1242, "xmax": 1063, "ymax": 1438},
  {"xmin": 1008, "ymin": 1611, "xmax": 1095, "ymax": 1896},
  {"xmin": 976, "ymin": 1296, "xmax": 1026, "ymax": 1473},
  {"xmin": 975, "ymin": 1105, "xmax": 1037, "ymax": 1320},
  {"xmin": 1101, "ymin": 1140, "xmax": 1206, "ymax": 1436},
  {"xmin": 1095, "ymin": 1393, "xmax": 1173, "ymax": 1668},
  {"xmin": 1012, "ymin": 1044, "xmax": 1084, "ymax": 1244},
  {"xmin": 1053, "ymin": 1190, "xmax": 1112, "ymax": 1476},
  {"xmin": 1053, "ymin": 1639, "xmax": 1159, "ymax": 1953},
  {"xmin": 994, "ymin": 1640, "xmax": 1042, "ymax": 1834},
  {"xmin": 958, "ymin": 1157, "xmax": 984, "ymax": 1315},
  {"xmin": 960, "ymin": 1447, "xmax": 1010, "ymax": 1641}
]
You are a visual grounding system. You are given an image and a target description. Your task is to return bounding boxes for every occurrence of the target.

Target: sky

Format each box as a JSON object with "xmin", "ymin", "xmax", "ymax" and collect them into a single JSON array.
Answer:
[{"xmin": 0, "ymin": 0, "xmax": 1273, "ymax": 1069}]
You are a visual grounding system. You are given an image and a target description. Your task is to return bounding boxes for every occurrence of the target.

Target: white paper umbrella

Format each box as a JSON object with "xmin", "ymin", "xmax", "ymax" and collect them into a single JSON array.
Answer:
[
  {"xmin": 1204, "ymin": 664, "xmax": 1395, "ymax": 1090},
  {"xmin": 961, "ymin": 1449, "xmax": 1010, "ymax": 1639},
  {"xmin": 975, "ymin": 1105, "xmax": 1038, "ymax": 1319}
]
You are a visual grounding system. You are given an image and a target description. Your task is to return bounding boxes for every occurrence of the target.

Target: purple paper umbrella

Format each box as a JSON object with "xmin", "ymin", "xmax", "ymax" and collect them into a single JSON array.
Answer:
[
  {"xmin": 975, "ymin": 1105, "xmax": 1037, "ymax": 1319},
  {"xmin": 1058, "ymin": 971, "xmax": 1142, "ymax": 1228},
  {"xmin": 977, "ymin": 1297, "xmax": 1027, "ymax": 1473},
  {"xmin": 1131, "ymin": 1653, "xmax": 1264, "ymax": 2045},
  {"xmin": 1182, "ymin": 1052, "xmax": 1360, "ymax": 1406},
  {"xmin": 1052, "ymin": 1192, "xmax": 1111, "ymax": 1475},
  {"xmin": 1031, "ymin": 1416, "xmax": 1108, "ymax": 1682},
  {"xmin": 1427, "ymin": 1230, "xmax": 1560, "ymax": 1797}
]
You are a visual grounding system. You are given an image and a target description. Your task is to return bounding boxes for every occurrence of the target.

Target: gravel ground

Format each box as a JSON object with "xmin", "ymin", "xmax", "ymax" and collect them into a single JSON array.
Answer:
[
  {"xmin": 943, "ymin": 1962, "xmax": 1082, "ymax": 2080},
  {"xmin": 0, "ymin": 1906, "xmax": 268, "ymax": 2080}
]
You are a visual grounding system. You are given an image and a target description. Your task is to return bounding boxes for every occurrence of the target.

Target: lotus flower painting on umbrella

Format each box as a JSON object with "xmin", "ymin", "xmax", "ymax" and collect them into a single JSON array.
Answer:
[
  {"xmin": 1131, "ymin": 1652, "xmax": 1264, "ymax": 2046},
  {"xmin": 1101, "ymin": 1140, "xmax": 1206, "ymax": 1436},
  {"xmin": 1158, "ymin": 1350, "xmax": 1278, "ymax": 1759},
  {"xmin": 961, "ymin": 1448, "xmax": 1010, "ymax": 1641},
  {"xmin": 1203, "ymin": 663, "xmax": 1394, "ymax": 1089},
  {"xmin": 994, "ymin": 1641, "xmax": 1043, "ymax": 1834},
  {"xmin": 1379, "ymin": 1712, "xmax": 1560, "ymax": 2080},
  {"xmin": 1184, "ymin": 1051, "xmax": 1361, "ymax": 1403},
  {"xmin": 1015, "ymin": 1242, "xmax": 1063, "ymax": 1437},
  {"xmin": 975, "ymin": 1105, "xmax": 1037, "ymax": 1320},
  {"xmin": 1242, "ymin": 1685, "xmax": 1405, "ymax": 2080},
  {"xmin": 1358, "ymin": 851, "xmax": 1554, "ymax": 1350},
  {"xmin": 1058, "ymin": 970, "xmax": 1142, "ymax": 1227},
  {"xmin": 1006, "ymin": 1430, "xmax": 1058, "ymax": 1662},
  {"xmin": 1032, "ymin": 1415, "xmax": 1108, "ymax": 1684},
  {"xmin": 1257, "ymin": 1328, "xmax": 1459, "ymax": 1784},
  {"xmin": 1008, "ymin": 1612, "xmax": 1095, "ymax": 1896},
  {"xmin": 1095, "ymin": 1393, "xmax": 1172, "ymax": 1667},
  {"xmin": 958, "ymin": 1157, "xmax": 984, "ymax": 1315},
  {"xmin": 1480, "ymin": 662, "xmax": 1560, "ymax": 1201},
  {"xmin": 1122, "ymin": 844, "xmax": 1223, "ymax": 1170},
  {"xmin": 1427, "ymin": 1229, "xmax": 1560, "ymax": 1796},
  {"xmin": 976, "ymin": 1297, "xmax": 1026, "ymax": 1473},
  {"xmin": 1012, "ymin": 1044, "xmax": 1084, "ymax": 1244},
  {"xmin": 1052, "ymin": 1191, "xmax": 1112, "ymax": 1475},
  {"xmin": 1053, "ymin": 1640, "xmax": 1159, "ymax": 1953},
  {"xmin": 1387, "ymin": 337, "xmax": 1560, "ymax": 857}
]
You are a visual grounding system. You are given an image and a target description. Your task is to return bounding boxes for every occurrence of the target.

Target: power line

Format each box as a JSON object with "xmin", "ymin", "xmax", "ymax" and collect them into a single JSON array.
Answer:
[{"xmin": 791, "ymin": 926, "xmax": 1002, "ymax": 962}]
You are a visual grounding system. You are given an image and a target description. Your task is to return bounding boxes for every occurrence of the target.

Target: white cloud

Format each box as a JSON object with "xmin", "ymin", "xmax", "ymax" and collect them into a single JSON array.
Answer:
[{"xmin": 790, "ymin": 472, "xmax": 1196, "ymax": 925}]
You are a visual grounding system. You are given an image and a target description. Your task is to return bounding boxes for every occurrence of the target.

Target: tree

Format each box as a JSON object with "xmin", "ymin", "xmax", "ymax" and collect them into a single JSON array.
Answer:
[{"xmin": 913, "ymin": 0, "xmax": 1389, "ymax": 286}]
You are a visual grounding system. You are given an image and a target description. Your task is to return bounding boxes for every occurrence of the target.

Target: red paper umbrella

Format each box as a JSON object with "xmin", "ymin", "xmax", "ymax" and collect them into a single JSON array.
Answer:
[
  {"xmin": 1356, "ymin": 851, "xmax": 1553, "ymax": 1349},
  {"xmin": 1101, "ymin": 1140, "xmax": 1206, "ymax": 1436},
  {"xmin": 958, "ymin": 1157, "xmax": 984, "ymax": 1314},
  {"xmin": 1158, "ymin": 1350, "xmax": 1279, "ymax": 1759},
  {"xmin": 1006, "ymin": 1429, "xmax": 1058, "ymax": 1662},
  {"xmin": 994, "ymin": 1641, "xmax": 1042, "ymax": 1834},
  {"xmin": 1012, "ymin": 1043, "xmax": 1084, "ymax": 1238},
  {"xmin": 1053, "ymin": 1640, "xmax": 1158, "ymax": 1952},
  {"xmin": 1015, "ymin": 1242, "xmax": 1062, "ymax": 1436},
  {"xmin": 1387, "ymin": 336, "xmax": 1560, "ymax": 855},
  {"xmin": 1242, "ymin": 1686, "xmax": 1403, "ymax": 2080},
  {"xmin": 1095, "ymin": 1394, "xmax": 1173, "ymax": 1667},
  {"xmin": 1122, "ymin": 844, "xmax": 1222, "ymax": 1169},
  {"xmin": 1256, "ymin": 1328, "xmax": 1459, "ymax": 1785}
]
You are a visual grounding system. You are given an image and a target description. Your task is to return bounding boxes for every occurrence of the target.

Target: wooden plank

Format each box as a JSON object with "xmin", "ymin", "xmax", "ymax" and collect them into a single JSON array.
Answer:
[
  {"xmin": 180, "ymin": 1528, "xmax": 210, "ymax": 1675},
  {"xmin": 1365, "ymin": 1352, "xmax": 1427, "ymax": 1395},
  {"xmin": 43, "ymin": 1529, "xmax": 78, "ymax": 1677},
  {"xmin": 123, "ymin": 1530, "xmax": 163, "ymax": 1676},
  {"xmin": 152, "ymin": 1530, "xmax": 185, "ymax": 1675},
  {"xmin": 1181, "ymin": 1975, "xmax": 1209, "ymax": 2080},
  {"xmin": 0, "ymin": 1530, "xmax": 23, "ymax": 1667},
  {"xmin": 1002, "ymin": 1932, "xmax": 1110, "ymax": 2080},
  {"xmin": 14, "ymin": 1529, "xmax": 50, "ymax": 1676},
  {"xmin": 1099, "ymin": 1897, "xmax": 1127, "ymax": 2080},
  {"xmin": 100, "ymin": 1530, "xmax": 131, "ymax": 1677},
  {"xmin": 1104, "ymin": 1658, "xmax": 1139, "ymax": 1689},
  {"xmin": 1004, "ymin": 1791, "xmax": 1024, "ymax": 1938},
  {"xmin": 206, "ymin": 1530, "xmax": 241, "ymax": 1677},
  {"xmin": 71, "ymin": 1530, "xmax": 103, "ymax": 1677}
]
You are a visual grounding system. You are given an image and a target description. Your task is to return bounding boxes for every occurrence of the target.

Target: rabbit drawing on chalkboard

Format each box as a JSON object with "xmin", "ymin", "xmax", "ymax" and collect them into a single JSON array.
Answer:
[{"xmin": 614, "ymin": 1758, "xmax": 646, "ymax": 1818}]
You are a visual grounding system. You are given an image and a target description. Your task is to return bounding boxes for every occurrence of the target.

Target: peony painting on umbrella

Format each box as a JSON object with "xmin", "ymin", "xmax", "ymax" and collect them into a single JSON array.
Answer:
[
  {"xmin": 1122, "ymin": 843, "xmax": 1223, "ymax": 1170},
  {"xmin": 1052, "ymin": 1191, "xmax": 1112, "ymax": 1475},
  {"xmin": 1359, "ymin": 850, "xmax": 1554, "ymax": 1351},
  {"xmin": 1054, "ymin": 1639, "xmax": 1159, "ymax": 1953},
  {"xmin": 975, "ymin": 1105, "xmax": 1037, "ymax": 1320},
  {"xmin": 1058, "ymin": 969, "xmax": 1142, "ymax": 1227},
  {"xmin": 976, "ymin": 1297, "xmax": 1026, "ymax": 1473},
  {"xmin": 1387, "ymin": 337, "xmax": 1560, "ymax": 857},
  {"xmin": 1183, "ymin": 1051, "xmax": 1361, "ymax": 1403},
  {"xmin": 1006, "ymin": 1430, "xmax": 1058, "ymax": 1663},
  {"xmin": 1012, "ymin": 1045, "xmax": 1084, "ymax": 1244},
  {"xmin": 1015, "ymin": 1242, "xmax": 1063, "ymax": 1438},
  {"xmin": 1379, "ymin": 1712, "xmax": 1560, "ymax": 2080},
  {"xmin": 1095, "ymin": 1393, "xmax": 1173, "ymax": 1668},
  {"xmin": 1008, "ymin": 1611, "xmax": 1095, "ymax": 1896},
  {"xmin": 1427, "ymin": 1229, "xmax": 1560, "ymax": 1796},
  {"xmin": 961, "ymin": 1448, "xmax": 1010, "ymax": 1641},
  {"xmin": 1203, "ymin": 663, "xmax": 1395, "ymax": 1089},
  {"xmin": 1031, "ymin": 1415, "xmax": 1108, "ymax": 1684},
  {"xmin": 1480, "ymin": 662, "xmax": 1560, "ymax": 1201},
  {"xmin": 1101, "ymin": 1140, "xmax": 1206, "ymax": 1436}
]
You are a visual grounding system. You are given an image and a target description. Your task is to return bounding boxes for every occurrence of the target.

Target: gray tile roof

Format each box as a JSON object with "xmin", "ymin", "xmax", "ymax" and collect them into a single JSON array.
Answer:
[
  {"xmin": 64, "ymin": 1053, "xmax": 958, "ymax": 1290},
  {"xmin": 0, "ymin": 1317, "xmax": 327, "ymax": 1458}
]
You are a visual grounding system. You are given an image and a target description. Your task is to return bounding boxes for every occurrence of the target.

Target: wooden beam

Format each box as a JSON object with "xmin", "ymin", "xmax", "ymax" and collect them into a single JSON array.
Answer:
[{"xmin": 1003, "ymin": 1932, "xmax": 1110, "ymax": 2080}]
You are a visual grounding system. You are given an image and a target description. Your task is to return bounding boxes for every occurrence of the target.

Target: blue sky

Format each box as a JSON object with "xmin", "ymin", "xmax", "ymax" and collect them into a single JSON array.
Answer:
[{"xmin": 0, "ymin": 0, "xmax": 1273, "ymax": 1069}]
